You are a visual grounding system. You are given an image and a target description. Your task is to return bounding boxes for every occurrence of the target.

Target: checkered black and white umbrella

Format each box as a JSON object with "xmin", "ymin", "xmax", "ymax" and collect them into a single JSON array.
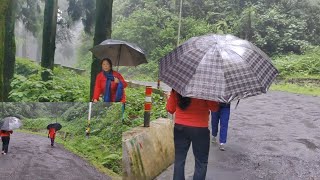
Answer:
[{"xmin": 159, "ymin": 34, "xmax": 279, "ymax": 103}]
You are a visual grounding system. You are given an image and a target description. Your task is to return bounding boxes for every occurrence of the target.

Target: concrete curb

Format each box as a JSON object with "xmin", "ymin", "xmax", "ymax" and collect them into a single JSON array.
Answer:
[{"xmin": 122, "ymin": 118, "xmax": 174, "ymax": 180}]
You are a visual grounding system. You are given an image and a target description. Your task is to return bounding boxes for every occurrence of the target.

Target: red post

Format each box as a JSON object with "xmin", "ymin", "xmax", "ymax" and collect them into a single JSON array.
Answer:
[{"xmin": 144, "ymin": 86, "xmax": 152, "ymax": 127}]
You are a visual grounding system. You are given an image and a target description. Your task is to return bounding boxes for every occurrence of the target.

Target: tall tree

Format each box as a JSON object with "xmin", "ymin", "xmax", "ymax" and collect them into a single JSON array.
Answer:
[
  {"xmin": 3, "ymin": 0, "xmax": 17, "ymax": 101},
  {"xmin": 41, "ymin": 0, "xmax": 58, "ymax": 81},
  {"xmin": 0, "ymin": 0, "xmax": 9, "ymax": 101},
  {"xmin": 90, "ymin": 0, "xmax": 113, "ymax": 100},
  {"xmin": 0, "ymin": 0, "xmax": 17, "ymax": 101},
  {"xmin": 237, "ymin": 5, "xmax": 256, "ymax": 41}
]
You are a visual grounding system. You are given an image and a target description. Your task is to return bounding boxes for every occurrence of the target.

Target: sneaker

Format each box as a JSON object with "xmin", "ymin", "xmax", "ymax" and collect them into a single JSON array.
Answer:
[
  {"xmin": 3, "ymin": 153, "xmax": 6, "ymax": 155},
  {"xmin": 219, "ymin": 143, "xmax": 225, "ymax": 151},
  {"xmin": 1, "ymin": 151, "xmax": 3, "ymax": 154},
  {"xmin": 212, "ymin": 136, "xmax": 217, "ymax": 143}
]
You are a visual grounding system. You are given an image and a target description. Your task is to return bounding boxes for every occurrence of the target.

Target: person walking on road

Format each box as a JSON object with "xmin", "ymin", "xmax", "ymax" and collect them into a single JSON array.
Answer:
[
  {"xmin": 48, "ymin": 127, "xmax": 56, "ymax": 147},
  {"xmin": 1, "ymin": 130, "xmax": 13, "ymax": 155},
  {"xmin": 211, "ymin": 103, "xmax": 231, "ymax": 151},
  {"xmin": 166, "ymin": 89, "xmax": 219, "ymax": 180}
]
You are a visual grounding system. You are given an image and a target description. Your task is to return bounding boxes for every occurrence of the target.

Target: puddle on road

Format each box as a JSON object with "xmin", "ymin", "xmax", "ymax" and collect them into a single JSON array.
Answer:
[
  {"xmin": 296, "ymin": 139, "xmax": 318, "ymax": 150},
  {"xmin": 301, "ymin": 120, "xmax": 318, "ymax": 129}
]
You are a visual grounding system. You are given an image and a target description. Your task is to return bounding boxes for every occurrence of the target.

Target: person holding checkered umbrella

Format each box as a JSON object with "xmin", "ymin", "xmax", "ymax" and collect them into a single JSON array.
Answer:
[{"xmin": 160, "ymin": 34, "xmax": 278, "ymax": 180}]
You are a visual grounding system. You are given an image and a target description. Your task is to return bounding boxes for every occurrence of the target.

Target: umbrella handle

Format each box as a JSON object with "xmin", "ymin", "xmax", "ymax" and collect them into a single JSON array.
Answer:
[
  {"xmin": 117, "ymin": 45, "xmax": 122, "ymax": 70},
  {"xmin": 235, "ymin": 99, "xmax": 240, "ymax": 109}
]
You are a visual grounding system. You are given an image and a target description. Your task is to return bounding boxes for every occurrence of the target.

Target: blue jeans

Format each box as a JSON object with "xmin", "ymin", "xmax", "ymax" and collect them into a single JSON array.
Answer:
[
  {"xmin": 173, "ymin": 124, "xmax": 210, "ymax": 180},
  {"xmin": 211, "ymin": 104, "xmax": 230, "ymax": 144}
]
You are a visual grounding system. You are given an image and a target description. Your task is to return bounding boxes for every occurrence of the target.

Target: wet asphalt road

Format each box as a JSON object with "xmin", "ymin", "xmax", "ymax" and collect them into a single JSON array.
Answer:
[
  {"xmin": 156, "ymin": 91, "xmax": 320, "ymax": 180},
  {"xmin": 0, "ymin": 132, "xmax": 111, "ymax": 180}
]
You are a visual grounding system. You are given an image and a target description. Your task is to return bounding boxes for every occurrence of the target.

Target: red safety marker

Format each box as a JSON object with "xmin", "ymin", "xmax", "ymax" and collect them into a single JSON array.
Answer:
[{"xmin": 144, "ymin": 86, "xmax": 152, "ymax": 127}]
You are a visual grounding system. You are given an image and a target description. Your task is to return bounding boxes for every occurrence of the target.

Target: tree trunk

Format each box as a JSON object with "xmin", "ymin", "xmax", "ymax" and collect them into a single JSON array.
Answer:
[
  {"xmin": 0, "ymin": 0, "xmax": 16, "ymax": 102},
  {"xmin": 0, "ymin": 0, "xmax": 9, "ymax": 101},
  {"xmin": 90, "ymin": 0, "xmax": 113, "ymax": 100},
  {"xmin": 41, "ymin": 0, "xmax": 58, "ymax": 81},
  {"xmin": 3, "ymin": 0, "xmax": 17, "ymax": 102},
  {"xmin": 245, "ymin": 7, "xmax": 254, "ymax": 41}
]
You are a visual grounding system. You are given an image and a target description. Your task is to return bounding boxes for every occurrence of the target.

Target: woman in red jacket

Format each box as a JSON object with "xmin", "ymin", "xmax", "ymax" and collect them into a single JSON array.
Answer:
[
  {"xmin": 1, "ymin": 130, "xmax": 13, "ymax": 155},
  {"xmin": 166, "ymin": 89, "xmax": 219, "ymax": 180},
  {"xmin": 92, "ymin": 58, "xmax": 128, "ymax": 103},
  {"xmin": 48, "ymin": 127, "xmax": 56, "ymax": 147}
]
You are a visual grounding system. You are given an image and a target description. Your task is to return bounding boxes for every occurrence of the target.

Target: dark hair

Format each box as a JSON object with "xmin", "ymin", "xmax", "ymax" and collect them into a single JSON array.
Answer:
[
  {"xmin": 172, "ymin": 89, "xmax": 191, "ymax": 110},
  {"xmin": 101, "ymin": 58, "xmax": 113, "ymax": 71}
]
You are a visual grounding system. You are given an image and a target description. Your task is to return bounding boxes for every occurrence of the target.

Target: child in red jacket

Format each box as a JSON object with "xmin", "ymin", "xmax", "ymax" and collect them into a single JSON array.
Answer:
[
  {"xmin": 1, "ymin": 130, "xmax": 13, "ymax": 155},
  {"xmin": 48, "ymin": 127, "xmax": 56, "ymax": 147}
]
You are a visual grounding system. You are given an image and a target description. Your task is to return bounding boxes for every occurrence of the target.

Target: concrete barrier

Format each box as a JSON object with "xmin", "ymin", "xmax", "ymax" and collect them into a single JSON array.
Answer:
[{"xmin": 122, "ymin": 118, "xmax": 174, "ymax": 180}]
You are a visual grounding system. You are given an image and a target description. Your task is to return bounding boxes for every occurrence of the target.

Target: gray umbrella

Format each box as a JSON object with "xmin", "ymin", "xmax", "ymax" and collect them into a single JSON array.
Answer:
[
  {"xmin": 159, "ymin": 34, "xmax": 279, "ymax": 103},
  {"xmin": 0, "ymin": 117, "xmax": 22, "ymax": 131},
  {"xmin": 90, "ymin": 39, "xmax": 148, "ymax": 66}
]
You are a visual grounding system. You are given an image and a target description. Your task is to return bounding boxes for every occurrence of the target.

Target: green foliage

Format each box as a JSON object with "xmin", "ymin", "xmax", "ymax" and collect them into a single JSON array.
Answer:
[
  {"xmin": 9, "ymin": 58, "xmax": 90, "ymax": 102},
  {"xmin": 271, "ymin": 83, "xmax": 320, "ymax": 96},
  {"xmin": 0, "ymin": 102, "xmax": 49, "ymax": 119},
  {"xmin": 123, "ymin": 87, "xmax": 167, "ymax": 130},
  {"xmin": 151, "ymin": 92, "xmax": 168, "ymax": 119},
  {"xmin": 180, "ymin": 17, "xmax": 216, "ymax": 40},
  {"xmin": 15, "ymin": 57, "xmax": 41, "ymax": 76},
  {"xmin": 61, "ymin": 103, "xmax": 89, "ymax": 121},
  {"xmin": 20, "ymin": 117, "xmax": 54, "ymax": 131},
  {"xmin": 102, "ymin": 154, "xmax": 122, "ymax": 174},
  {"xmin": 112, "ymin": 5, "xmax": 218, "ymax": 81},
  {"xmin": 120, "ymin": 60, "xmax": 159, "ymax": 81},
  {"xmin": 251, "ymin": 4, "xmax": 310, "ymax": 55},
  {"xmin": 273, "ymin": 46, "xmax": 320, "ymax": 77},
  {"xmin": 112, "ymin": 8, "xmax": 176, "ymax": 55},
  {"xmin": 110, "ymin": 0, "xmax": 320, "ymax": 80}
]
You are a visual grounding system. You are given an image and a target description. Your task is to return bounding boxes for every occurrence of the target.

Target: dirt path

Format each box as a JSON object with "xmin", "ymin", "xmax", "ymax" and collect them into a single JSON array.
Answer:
[
  {"xmin": 0, "ymin": 132, "xmax": 111, "ymax": 180},
  {"xmin": 156, "ymin": 91, "xmax": 320, "ymax": 180}
]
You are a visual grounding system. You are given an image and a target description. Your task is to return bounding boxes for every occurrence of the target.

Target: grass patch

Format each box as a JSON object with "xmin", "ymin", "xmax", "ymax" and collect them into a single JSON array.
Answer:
[
  {"xmin": 271, "ymin": 46, "xmax": 320, "ymax": 96},
  {"xmin": 270, "ymin": 83, "xmax": 320, "ymax": 96}
]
